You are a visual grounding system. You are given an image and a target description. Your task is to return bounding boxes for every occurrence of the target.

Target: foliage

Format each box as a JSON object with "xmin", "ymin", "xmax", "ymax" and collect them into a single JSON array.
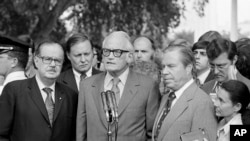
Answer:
[{"xmin": 0, "ymin": 0, "xmax": 208, "ymax": 45}]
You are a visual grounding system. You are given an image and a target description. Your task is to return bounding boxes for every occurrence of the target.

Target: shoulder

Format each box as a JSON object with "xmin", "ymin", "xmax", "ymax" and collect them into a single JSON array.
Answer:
[
  {"xmin": 57, "ymin": 69, "xmax": 73, "ymax": 81},
  {"xmin": 200, "ymin": 79, "xmax": 216, "ymax": 94}
]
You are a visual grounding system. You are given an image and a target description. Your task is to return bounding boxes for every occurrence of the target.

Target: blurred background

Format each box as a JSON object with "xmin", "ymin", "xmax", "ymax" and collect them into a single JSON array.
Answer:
[{"xmin": 0, "ymin": 0, "xmax": 249, "ymax": 48}]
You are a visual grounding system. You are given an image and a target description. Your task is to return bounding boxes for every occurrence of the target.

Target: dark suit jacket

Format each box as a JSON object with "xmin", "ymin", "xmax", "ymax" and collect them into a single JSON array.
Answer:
[
  {"xmin": 201, "ymin": 71, "xmax": 250, "ymax": 94},
  {"xmin": 57, "ymin": 68, "xmax": 101, "ymax": 92},
  {"xmin": 152, "ymin": 82, "xmax": 217, "ymax": 141},
  {"xmin": 204, "ymin": 70, "xmax": 215, "ymax": 84},
  {"xmin": 76, "ymin": 69, "xmax": 161, "ymax": 141},
  {"xmin": 0, "ymin": 77, "xmax": 78, "ymax": 141}
]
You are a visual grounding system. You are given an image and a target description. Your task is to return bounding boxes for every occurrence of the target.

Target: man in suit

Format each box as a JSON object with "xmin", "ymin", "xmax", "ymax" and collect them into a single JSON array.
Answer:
[
  {"xmin": 57, "ymin": 33, "xmax": 101, "ymax": 92},
  {"xmin": 201, "ymin": 38, "xmax": 250, "ymax": 95},
  {"xmin": 0, "ymin": 35, "xmax": 30, "ymax": 94},
  {"xmin": 0, "ymin": 40, "xmax": 78, "ymax": 141},
  {"xmin": 192, "ymin": 40, "xmax": 215, "ymax": 85},
  {"xmin": 76, "ymin": 31, "xmax": 160, "ymax": 141},
  {"xmin": 133, "ymin": 36, "xmax": 156, "ymax": 63},
  {"xmin": 152, "ymin": 45, "xmax": 217, "ymax": 141}
]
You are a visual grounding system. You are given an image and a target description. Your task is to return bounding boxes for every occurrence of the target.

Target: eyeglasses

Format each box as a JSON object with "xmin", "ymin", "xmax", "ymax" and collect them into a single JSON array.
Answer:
[
  {"xmin": 37, "ymin": 55, "xmax": 64, "ymax": 66},
  {"xmin": 102, "ymin": 48, "xmax": 129, "ymax": 58}
]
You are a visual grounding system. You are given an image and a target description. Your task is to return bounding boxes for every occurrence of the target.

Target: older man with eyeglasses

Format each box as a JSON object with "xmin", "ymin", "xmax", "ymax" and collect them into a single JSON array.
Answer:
[
  {"xmin": 0, "ymin": 40, "xmax": 78, "ymax": 141},
  {"xmin": 76, "ymin": 31, "xmax": 160, "ymax": 141}
]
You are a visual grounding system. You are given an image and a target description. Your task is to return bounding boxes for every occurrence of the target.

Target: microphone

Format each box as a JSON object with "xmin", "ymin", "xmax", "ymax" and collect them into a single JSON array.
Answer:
[
  {"xmin": 106, "ymin": 90, "xmax": 115, "ymax": 122},
  {"xmin": 110, "ymin": 91, "xmax": 118, "ymax": 122},
  {"xmin": 101, "ymin": 91, "xmax": 110, "ymax": 122}
]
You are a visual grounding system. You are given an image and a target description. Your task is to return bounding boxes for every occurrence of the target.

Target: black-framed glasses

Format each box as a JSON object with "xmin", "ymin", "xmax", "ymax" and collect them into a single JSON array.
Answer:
[
  {"xmin": 37, "ymin": 55, "xmax": 64, "ymax": 66},
  {"xmin": 102, "ymin": 48, "xmax": 129, "ymax": 58}
]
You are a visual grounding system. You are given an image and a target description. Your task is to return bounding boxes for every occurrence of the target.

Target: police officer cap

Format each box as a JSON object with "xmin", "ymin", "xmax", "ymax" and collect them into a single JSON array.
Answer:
[{"xmin": 0, "ymin": 34, "xmax": 30, "ymax": 54}]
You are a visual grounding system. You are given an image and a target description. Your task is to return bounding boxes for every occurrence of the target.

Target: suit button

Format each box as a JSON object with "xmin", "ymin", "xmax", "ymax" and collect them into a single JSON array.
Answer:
[{"xmin": 48, "ymin": 125, "xmax": 51, "ymax": 128}]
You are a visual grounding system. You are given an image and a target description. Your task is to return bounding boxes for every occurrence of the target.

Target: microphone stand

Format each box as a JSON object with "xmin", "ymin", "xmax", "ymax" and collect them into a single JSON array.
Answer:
[{"xmin": 101, "ymin": 92, "xmax": 113, "ymax": 141}]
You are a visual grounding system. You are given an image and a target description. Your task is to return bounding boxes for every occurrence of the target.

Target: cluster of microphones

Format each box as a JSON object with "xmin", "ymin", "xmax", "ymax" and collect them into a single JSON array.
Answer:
[{"xmin": 101, "ymin": 90, "xmax": 119, "ymax": 123}]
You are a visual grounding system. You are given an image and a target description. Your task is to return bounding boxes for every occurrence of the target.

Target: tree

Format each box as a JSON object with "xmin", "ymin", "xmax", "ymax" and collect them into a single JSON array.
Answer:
[{"xmin": 0, "ymin": 0, "xmax": 208, "ymax": 45}]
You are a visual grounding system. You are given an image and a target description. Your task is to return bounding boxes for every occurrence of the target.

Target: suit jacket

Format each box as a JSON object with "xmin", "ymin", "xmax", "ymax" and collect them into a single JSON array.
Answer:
[
  {"xmin": 0, "ymin": 77, "xmax": 78, "ymax": 141},
  {"xmin": 204, "ymin": 70, "xmax": 215, "ymax": 84},
  {"xmin": 76, "ymin": 70, "xmax": 161, "ymax": 141},
  {"xmin": 201, "ymin": 71, "xmax": 250, "ymax": 94},
  {"xmin": 152, "ymin": 82, "xmax": 217, "ymax": 141},
  {"xmin": 57, "ymin": 67, "xmax": 101, "ymax": 92}
]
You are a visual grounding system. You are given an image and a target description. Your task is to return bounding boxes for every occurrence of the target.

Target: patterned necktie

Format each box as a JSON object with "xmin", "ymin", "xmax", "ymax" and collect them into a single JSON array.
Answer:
[
  {"xmin": 80, "ymin": 73, "xmax": 87, "ymax": 81},
  {"xmin": 43, "ymin": 87, "xmax": 54, "ymax": 126},
  {"xmin": 111, "ymin": 77, "xmax": 120, "ymax": 105},
  {"xmin": 154, "ymin": 92, "xmax": 176, "ymax": 140}
]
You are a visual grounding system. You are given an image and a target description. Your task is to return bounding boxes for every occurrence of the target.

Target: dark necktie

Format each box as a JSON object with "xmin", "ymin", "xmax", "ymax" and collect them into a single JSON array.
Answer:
[
  {"xmin": 154, "ymin": 92, "xmax": 176, "ymax": 140},
  {"xmin": 111, "ymin": 77, "xmax": 120, "ymax": 105},
  {"xmin": 80, "ymin": 73, "xmax": 87, "ymax": 81},
  {"xmin": 43, "ymin": 87, "xmax": 54, "ymax": 126}
]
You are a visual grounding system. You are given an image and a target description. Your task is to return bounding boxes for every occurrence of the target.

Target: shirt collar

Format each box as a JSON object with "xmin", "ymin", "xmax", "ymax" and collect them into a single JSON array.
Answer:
[
  {"xmin": 72, "ymin": 67, "xmax": 93, "ymax": 78},
  {"xmin": 3, "ymin": 71, "xmax": 27, "ymax": 86},
  {"xmin": 217, "ymin": 113, "xmax": 242, "ymax": 135},
  {"xmin": 198, "ymin": 69, "xmax": 211, "ymax": 84},
  {"xmin": 174, "ymin": 79, "xmax": 194, "ymax": 99},
  {"xmin": 104, "ymin": 67, "xmax": 130, "ymax": 87},
  {"xmin": 35, "ymin": 75, "xmax": 55, "ymax": 92}
]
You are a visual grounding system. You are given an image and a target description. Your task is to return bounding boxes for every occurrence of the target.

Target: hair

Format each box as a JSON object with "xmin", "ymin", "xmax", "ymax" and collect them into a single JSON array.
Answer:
[
  {"xmin": 169, "ymin": 38, "xmax": 192, "ymax": 49},
  {"xmin": 206, "ymin": 38, "xmax": 237, "ymax": 61},
  {"xmin": 34, "ymin": 39, "xmax": 63, "ymax": 56},
  {"xmin": 65, "ymin": 33, "xmax": 92, "ymax": 53},
  {"xmin": 163, "ymin": 44, "xmax": 198, "ymax": 83},
  {"xmin": 133, "ymin": 36, "xmax": 156, "ymax": 50},
  {"xmin": 102, "ymin": 31, "xmax": 134, "ymax": 52},
  {"xmin": 235, "ymin": 45, "xmax": 250, "ymax": 79},
  {"xmin": 192, "ymin": 40, "xmax": 210, "ymax": 51},
  {"xmin": 220, "ymin": 80, "xmax": 250, "ymax": 115},
  {"xmin": 7, "ymin": 51, "xmax": 28, "ymax": 69},
  {"xmin": 235, "ymin": 37, "xmax": 250, "ymax": 49},
  {"xmin": 198, "ymin": 30, "xmax": 222, "ymax": 42}
]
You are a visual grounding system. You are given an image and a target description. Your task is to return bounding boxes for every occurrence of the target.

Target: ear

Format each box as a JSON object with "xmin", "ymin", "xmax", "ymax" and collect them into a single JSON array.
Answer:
[
  {"xmin": 232, "ymin": 55, "xmax": 238, "ymax": 65},
  {"xmin": 66, "ymin": 52, "xmax": 71, "ymax": 61},
  {"xmin": 185, "ymin": 64, "xmax": 193, "ymax": 75},
  {"xmin": 34, "ymin": 56, "xmax": 39, "ymax": 68},
  {"xmin": 10, "ymin": 58, "xmax": 18, "ymax": 68},
  {"xmin": 233, "ymin": 103, "xmax": 242, "ymax": 113},
  {"xmin": 126, "ymin": 52, "xmax": 134, "ymax": 64}
]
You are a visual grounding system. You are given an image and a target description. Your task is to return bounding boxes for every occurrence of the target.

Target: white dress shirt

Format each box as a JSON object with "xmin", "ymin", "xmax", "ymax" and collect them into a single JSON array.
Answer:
[
  {"xmin": 0, "ymin": 71, "xmax": 27, "ymax": 95},
  {"xmin": 35, "ymin": 75, "xmax": 56, "ymax": 102},
  {"xmin": 104, "ymin": 67, "xmax": 129, "ymax": 98},
  {"xmin": 198, "ymin": 69, "xmax": 211, "ymax": 85},
  {"xmin": 217, "ymin": 113, "xmax": 242, "ymax": 141},
  {"xmin": 73, "ymin": 67, "xmax": 92, "ymax": 90}
]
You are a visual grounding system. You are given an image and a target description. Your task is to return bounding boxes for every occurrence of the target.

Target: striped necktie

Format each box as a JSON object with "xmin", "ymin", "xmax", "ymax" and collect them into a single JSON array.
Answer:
[{"xmin": 43, "ymin": 87, "xmax": 54, "ymax": 126}]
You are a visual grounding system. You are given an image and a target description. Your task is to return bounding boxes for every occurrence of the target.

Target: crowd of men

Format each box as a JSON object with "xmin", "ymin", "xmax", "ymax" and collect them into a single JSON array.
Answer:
[{"xmin": 0, "ymin": 30, "xmax": 250, "ymax": 141}]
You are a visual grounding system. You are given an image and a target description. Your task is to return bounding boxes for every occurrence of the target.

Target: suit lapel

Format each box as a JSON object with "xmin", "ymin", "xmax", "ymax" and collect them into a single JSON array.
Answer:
[
  {"xmin": 152, "ymin": 93, "xmax": 169, "ymax": 138},
  {"xmin": 158, "ymin": 82, "xmax": 198, "ymax": 140},
  {"xmin": 118, "ymin": 70, "xmax": 139, "ymax": 116},
  {"xmin": 53, "ymin": 83, "xmax": 66, "ymax": 122},
  {"xmin": 92, "ymin": 73, "xmax": 108, "ymax": 128},
  {"xmin": 63, "ymin": 69, "xmax": 78, "ymax": 92},
  {"xmin": 28, "ymin": 77, "xmax": 50, "ymax": 124}
]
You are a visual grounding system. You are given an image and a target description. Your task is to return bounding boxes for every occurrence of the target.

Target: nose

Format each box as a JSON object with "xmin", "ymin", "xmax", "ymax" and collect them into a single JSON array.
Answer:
[
  {"xmin": 80, "ymin": 55, "xmax": 86, "ymax": 62},
  {"xmin": 194, "ymin": 53, "xmax": 200, "ymax": 59},
  {"xmin": 137, "ymin": 51, "xmax": 142, "ymax": 58},
  {"xmin": 161, "ymin": 66, "xmax": 169, "ymax": 75},
  {"xmin": 213, "ymin": 66, "xmax": 220, "ymax": 74},
  {"xmin": 50, "ymin": 59, "xmax": 56, "ymax": 66}
]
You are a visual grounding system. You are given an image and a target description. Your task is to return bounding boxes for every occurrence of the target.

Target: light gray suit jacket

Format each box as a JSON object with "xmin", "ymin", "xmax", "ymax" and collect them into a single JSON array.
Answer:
[
  {"xmin": 77, "ymin": 69, "xmax": 161, "ymax": 141},
  {"xmin": 152, "ymin": 82, "xmax": 217, "ymax": 141}
]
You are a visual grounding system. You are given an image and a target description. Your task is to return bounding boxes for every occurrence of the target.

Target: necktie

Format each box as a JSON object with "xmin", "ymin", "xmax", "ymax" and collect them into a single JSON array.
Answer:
[
  {"xmin": 43, "ymin": 87, "xmax": 54, "ymax": 126},
  {"xmin": 80, "ymin": 73, "xmax": 87, "ymax": 81},
  {"xmin": 154, "ymin": 92, "xmax": 176, "ymax": 140},
  {"xmin": 111, "ymin": 77, "xmax": 120, "ymax": 105}
]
